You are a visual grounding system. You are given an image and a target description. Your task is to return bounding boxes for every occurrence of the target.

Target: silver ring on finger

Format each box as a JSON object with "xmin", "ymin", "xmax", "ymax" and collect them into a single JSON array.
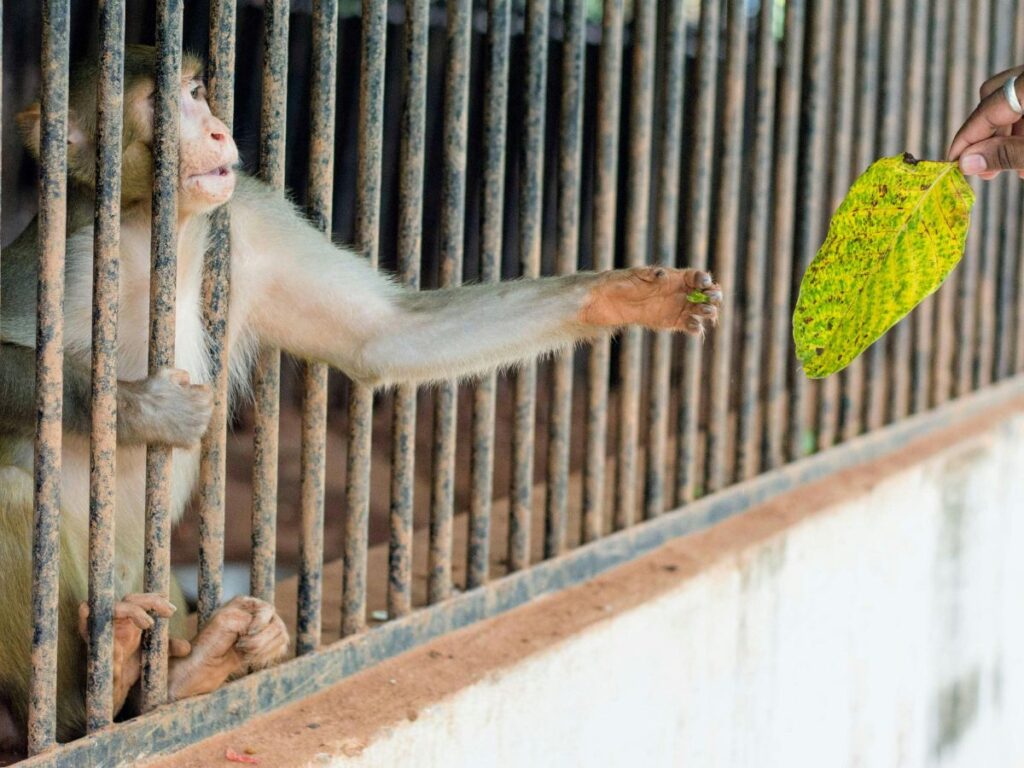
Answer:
[{"xmin": 1004, "ymin": 73, "xmax": 1024, "ymax": 115}]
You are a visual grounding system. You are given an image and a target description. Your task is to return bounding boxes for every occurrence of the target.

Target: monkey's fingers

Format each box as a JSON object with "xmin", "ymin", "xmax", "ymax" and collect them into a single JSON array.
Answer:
[
  {"xmin": 121, "ymin": 592, "xmax": 177, "ymax": 619},
  {"xmin": 114, "ymin": 602, "xmax": 156, "ymax": 631},
  {"xmin": 78, "ymin": 603, "xmax": 90, "ymax": 642},
  {"xmin": 169, "ymin": 637, "xmax": 192, "ymax": 658}
]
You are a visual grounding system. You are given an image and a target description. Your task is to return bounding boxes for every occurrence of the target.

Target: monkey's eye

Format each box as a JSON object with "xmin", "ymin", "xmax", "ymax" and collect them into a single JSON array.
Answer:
[{"xmin": 189, "ymin": 82, "xmax": 205, "ymax": 100}]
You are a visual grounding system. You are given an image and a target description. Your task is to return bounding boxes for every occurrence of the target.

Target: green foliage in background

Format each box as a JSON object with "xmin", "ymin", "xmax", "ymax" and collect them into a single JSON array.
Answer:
[{"xmin": 793, "ymin": 154, "xmax": 975, "ymax": 379}]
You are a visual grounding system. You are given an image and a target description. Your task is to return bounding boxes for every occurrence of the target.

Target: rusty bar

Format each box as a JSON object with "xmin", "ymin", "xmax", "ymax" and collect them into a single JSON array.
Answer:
[
  {"xmin": 763, "ymin": 0, "xmax": 804, "ymax": 468},
  {"xmin": 614, "ymin": 0, "xmax": 655, "ymax": 528},
  {"xmin": 582, "ymin": 0, "xmax": 623, "ymax": 543},
  {"xmin": 430, "ymin": 0, "xmax": 471, "ymax": 598},
  {"xmin": 544, "ymin": 0, "xmax": 585, "ymax": 555},
  {"xmin": 509, "ymin": 0, "xmax": 548, "ymax": 570},
  {"xmin": 140, "ymin": 0, "xmax": 182, "ymax": 713},
  {"xmin": 704, "ymin": 0, "xmax": 747, "ymax": 491},
  {"xmin": 840, "ymin": 0, "xmax": 880, "ymax": 441},
  {"xmin": 976, "ymin": 0, "xmax": 1009, "ymax": 388},
  {"xmin": 676, "ymin": 0, "xmax": 720, "ymax": 501},
  {"xmin": 932, "ymin": 0, "xmax": 964, "ymax": 407},
  {"xmin": 788, "ymin": 0, "xmax": 833, "ymax": 459},
  {"xmin": 251, "ymin": 0, "xmax": 289, "ymax": 606},
  {"xmin": 865, "ymin": 0, "xmax": 905, "ymax": 429},
  {"xmin": 955, "ymin": 0, "xmax": 990, "ymax": 396},
  {"xmin": 997, "ymin": 2, "xmax": 1024, "ymax": 380},
  {"xmin": 196, "ymin": 0, "xmax": 236, "ymax": 631},
  {"xmin": 890, "ymin": 0, "xmax": 928, "ymax": 421},
  {"xmin": 816, "ymin": 0, "xmax": 858, "ymax": 448},
  {"xmin": 911, "ymin": 0, "xmax": 948, "ymax": 413},
  {"xmin": 297, "ymin": 0, "xmax": 337, "ymax": 656},
  {"xmin": 468, "ymin": 0, "xmax": 510, "ymax": 589},
  {"xmin": 85, "ymin": 0, "xmax": 124, "ymax": 733},
  {"xmin": 1014, "ymin": 4, "xmax": 1024, "ymax": 375},
  {"xmin": 994, "ymin": 0, "xmax": 1018, "ymax": 381},
  {"xmin": 342, "ymin": 0, "xmax": 386, "ymax": 637},
  {"xmin": 28, "ymin": 0, "xmax": 69, "ymax": 752},
  {"xmin": 736, "ymin": 0, "xmax": 776, "ymax": 479},
  {"xmin": 644, "ymin": 0, "xmax": 688, "ymax": 511},
  {"xmin": 389, "ymin": 0, "xmax": 428, "ymax": 617}
]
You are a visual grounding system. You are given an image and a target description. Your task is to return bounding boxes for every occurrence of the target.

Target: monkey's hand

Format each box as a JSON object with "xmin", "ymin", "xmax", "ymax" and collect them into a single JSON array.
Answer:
[
  {"xmin": 117, "ymin": 368, "xmax": 214, "ymax": 447},
  {"xmin": 168, "ymin": 596, "xmax": 289, "ymax": 701},
  {"xmin": 77, "ymin": 593, "xmax": 180, "ymax": 715},
  {"xmin": 579, "ymin": 267, "xmax": 722, "ymax": 336}
]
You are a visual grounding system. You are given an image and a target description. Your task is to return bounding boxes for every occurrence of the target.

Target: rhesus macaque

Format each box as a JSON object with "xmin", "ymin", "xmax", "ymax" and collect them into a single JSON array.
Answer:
[{"xmin": 0, "ymin": 45, "xmax": 721, "ymax": 747}]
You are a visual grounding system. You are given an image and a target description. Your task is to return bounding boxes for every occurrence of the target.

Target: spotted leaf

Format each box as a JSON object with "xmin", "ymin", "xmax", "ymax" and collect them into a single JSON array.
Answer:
[{"xmin": 793, "ymin": 153, "xmax": 974, "ymax": 378}]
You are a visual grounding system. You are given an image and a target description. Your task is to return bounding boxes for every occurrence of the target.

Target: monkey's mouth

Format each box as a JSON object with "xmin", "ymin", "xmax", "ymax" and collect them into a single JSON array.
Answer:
[{"xmin": 189, "ymin": 164, "xmax": 234, "ymax": 180}]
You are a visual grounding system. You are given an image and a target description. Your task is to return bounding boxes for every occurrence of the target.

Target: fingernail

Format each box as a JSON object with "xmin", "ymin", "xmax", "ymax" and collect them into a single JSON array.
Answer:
[{"xmin": 961, "ymin": 154, "xmax": 987, "ymax": 174}]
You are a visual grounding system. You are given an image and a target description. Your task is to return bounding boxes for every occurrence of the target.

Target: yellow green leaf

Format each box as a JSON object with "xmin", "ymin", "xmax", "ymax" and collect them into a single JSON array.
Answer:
[{"xmin": 793, "ymin": 153, "xmax": 975, "ymax": 378}]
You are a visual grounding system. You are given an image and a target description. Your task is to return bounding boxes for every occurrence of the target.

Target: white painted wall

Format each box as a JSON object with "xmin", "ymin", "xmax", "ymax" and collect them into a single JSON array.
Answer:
[{"xmin": 326, "ymin": 415, "xmax": 1024, "ymax": 768}]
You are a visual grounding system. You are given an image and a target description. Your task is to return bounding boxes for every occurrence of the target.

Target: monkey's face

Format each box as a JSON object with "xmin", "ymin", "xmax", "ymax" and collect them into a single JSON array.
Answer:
[
  {"xmin": 175, "ymin": 77, "xmax": 239, "ymax": 214},
  {"xmin": 16, "ymin": 47, "xmax": 239, "ymax": 217}
]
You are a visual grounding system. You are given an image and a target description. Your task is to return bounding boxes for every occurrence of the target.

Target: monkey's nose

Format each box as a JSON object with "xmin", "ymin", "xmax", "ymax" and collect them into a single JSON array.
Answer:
[{"xmin": 210, "ymin": 131, "xmax": 227, "ymax": 143}]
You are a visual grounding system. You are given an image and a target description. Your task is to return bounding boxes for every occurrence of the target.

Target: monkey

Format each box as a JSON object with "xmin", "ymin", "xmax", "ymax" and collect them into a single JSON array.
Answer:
[{"xmin": 0, "ymin": 45, "xmax": 721, "ymax": 748}]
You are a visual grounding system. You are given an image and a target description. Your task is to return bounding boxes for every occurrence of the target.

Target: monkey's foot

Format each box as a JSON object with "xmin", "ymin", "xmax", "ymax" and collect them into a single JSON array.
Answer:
[
  {"xmin": 78, "ymin": 593, "xmax": 178, "ymax": 712},
  {"xmin": 168, "ymin": 596, "xmax": 288, "ymax": 701},
  {"xmin": 580, "ymin": 267, "xmax": 722, "ymax": 336}
]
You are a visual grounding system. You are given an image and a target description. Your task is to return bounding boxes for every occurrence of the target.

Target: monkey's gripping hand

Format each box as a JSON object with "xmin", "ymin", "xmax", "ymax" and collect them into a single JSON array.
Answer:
[
  {"xmin": 117, "ymin": 368, "xmax": 214, "ymax": 447},
  {"xmin": 77, "ymin": 593, "xmax": 189, "ymax": 716},
  {"xmin": 168, "ymin": 596, "xmax": 289, "ymax": 701},
  {"xmin": 579, "ymin": 267, "xmax": 722, "ymax": 336}
]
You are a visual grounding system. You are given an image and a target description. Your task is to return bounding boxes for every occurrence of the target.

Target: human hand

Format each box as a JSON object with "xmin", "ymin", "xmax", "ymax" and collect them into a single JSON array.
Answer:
[{"xmin": 948, "ymin": 65, "xmax": 1024, "ymax": 179}]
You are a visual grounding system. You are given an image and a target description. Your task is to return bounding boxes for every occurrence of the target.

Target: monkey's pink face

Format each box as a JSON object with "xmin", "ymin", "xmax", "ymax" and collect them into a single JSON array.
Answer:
[{"xmin": 178, "ymin": 78, "xmax": 239, "ymax": 214}]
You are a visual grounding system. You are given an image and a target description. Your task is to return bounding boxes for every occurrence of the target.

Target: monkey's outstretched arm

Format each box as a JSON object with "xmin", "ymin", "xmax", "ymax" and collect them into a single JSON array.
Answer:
[
  {"xmin": 234, "ymin": 175, "xmax": 721, "ymax": 389},
  {"xmin": 0, "ymin": 343, "xmax": 212, "ymax": 446}
]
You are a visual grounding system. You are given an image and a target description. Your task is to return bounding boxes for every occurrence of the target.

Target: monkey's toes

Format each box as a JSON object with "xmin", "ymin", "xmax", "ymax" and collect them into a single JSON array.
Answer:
[{"xmin": 77, "ymin": 592, "xmax": 176, "ymax": 642}]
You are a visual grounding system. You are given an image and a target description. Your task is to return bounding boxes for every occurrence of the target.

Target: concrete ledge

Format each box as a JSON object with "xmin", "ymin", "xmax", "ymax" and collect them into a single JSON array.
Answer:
[{"xmin": 154, "ymin": 393, "xmax": 1024, "ymax": 768}]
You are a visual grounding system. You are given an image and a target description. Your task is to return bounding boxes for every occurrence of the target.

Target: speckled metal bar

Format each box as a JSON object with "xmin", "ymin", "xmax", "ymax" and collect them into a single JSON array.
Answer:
[
  {"xmin": 85, "ymin": 0, "xmax": 124, "ymax": 733},
  {"xmin": 140, "ymin": 0, "xmax": 182, "ymax": 714},
  {"xmin": 297, "ymin": 0, "xmax": 337, "ymax": 656},
  {"xmin": 342, "ymin": 0, "xmax": 386, "ymax": 637},
  {"xmin": 582, "ymin": 0, "xmax": 623, "ymax": 544},
  {"xmin": 28, "ymin": 0, "xmax": 69, "ymax": 753}
]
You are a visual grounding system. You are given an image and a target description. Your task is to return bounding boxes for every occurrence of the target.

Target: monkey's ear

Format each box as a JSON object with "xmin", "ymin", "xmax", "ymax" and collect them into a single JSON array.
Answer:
[
  {"xmin": 16, "ymin": 104, "xmax": 88, "ymax": 161},
  {"xmin": 15, "ymin": 103, "xmax": 41, "ymax": 158}
]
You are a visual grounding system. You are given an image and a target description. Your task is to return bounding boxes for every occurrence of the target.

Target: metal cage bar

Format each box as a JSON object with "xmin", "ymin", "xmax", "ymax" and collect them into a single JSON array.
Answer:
[
  {"xmin": 764, "ymin": 0, "xmax": 805, "ymax": 469},
  {"xmin": 817, "ymin": 0, "xmax": 859, "ymax": 449},
  {"xmin": 85, "ymin": 0, "xmax": 125, "ymax": 734},
  {"xmin": 508, "ymin": 0, "xmax": 549, "ymax": 571},
  {"xmin": 467, "ymin": 0, "xmax": 510, "ymax": 589},
  {"xmin": 644, "ymin": 0, "xmax": 688, "ymax": 511},
  {"xmin": 28, "ymin": 0, "xmax": 70, "ymax": 753},
  {"xmin": 389, "ymin": 0, "xmax": 429, "ymax": 618},
  {"xmin": 296, "ymin": 0, "xmax": 337, "ymax": 656},
  {"xmin": 891, "ymin": 0, "xmax": 928, "ymax": 421},
  {"xmin": 544, "ymin": 0, "xmax": 585, "ymax": 557},
  {"xmin": 932, "ymin": 0, "xmax": 964, "ymax": 408},
  {"xmin": 736, "ymin": 0, "xmax": 776, "ymax": 480},
  {"xmin": 196, "ymin": 0, "xmax": 236, "ymax": 631},
  {"xmin": 788, "ymin": 0, "xmax": 834, "ymax": 459},
  {"xmin": 955, "ymin": 0, "xmax": 991, "ymax": 397},
  {"xmin": 840, "ymin": 0, "xmax": 881, "ymax": 440},
  {"xmin": 429, "ymin": 0, "xmax": 471, "ymax": 601},
  {"xmin": 676, "ymin": 0, "xmax": 720, "ymax": 501},
  {"xmin": 704, "ymin": 0, "xmax": 747, "ymax": 493},
  {"xmin": 582, "ymin": 0, "xmax": 623, "ymax": 544},
  {"xmin": 140, "ymin": 0, "xmax": 183, "ymax": 713},
  {"xmin": 251, "ymin": 0, "xmax": 289, "ymax": 607},
  {"xmin": 342, "ymin": 0, "xmax": 387, "ymax": 637},
  {"xmin": 614, "ymin": 0, "xmax": 656, "ymax": 529}
]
